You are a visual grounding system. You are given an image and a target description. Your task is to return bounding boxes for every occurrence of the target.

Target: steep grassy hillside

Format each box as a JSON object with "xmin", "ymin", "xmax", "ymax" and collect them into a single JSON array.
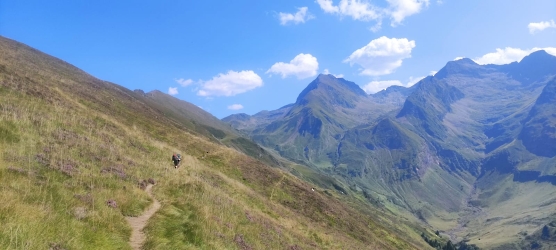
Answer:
[
  {"xmin": 134, "ymin": 89, "xmax": 282, "ymax": 168},
  {"xmin": 0, "ymin": 36, "xmax": 429, "ymax": 249}
]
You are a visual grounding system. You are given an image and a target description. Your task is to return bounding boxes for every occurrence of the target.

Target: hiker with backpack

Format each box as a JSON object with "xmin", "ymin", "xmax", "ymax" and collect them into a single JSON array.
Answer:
[{"xmin": 172, "ymin": 153, "xmax": 181, "ymax": 168}]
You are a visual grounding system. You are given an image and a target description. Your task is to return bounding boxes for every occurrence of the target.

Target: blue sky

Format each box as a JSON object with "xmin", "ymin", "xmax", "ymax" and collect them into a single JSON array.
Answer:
[{"xmin": 1, "ymin": 0, "xmax": 555, "ymax": 118}]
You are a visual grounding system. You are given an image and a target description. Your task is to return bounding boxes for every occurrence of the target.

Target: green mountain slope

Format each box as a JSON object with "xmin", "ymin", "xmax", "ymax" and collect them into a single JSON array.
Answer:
[
  {"xmin": 0, "ymin": 36, "xmax": 430, "ymax": 249},
  {"xmin": 224, "ymin": 50, "xmax": 556, "ymax": 249},
  {"xmin": 249, "ymin": 74, "xmax": 404, "ymax": 168}
]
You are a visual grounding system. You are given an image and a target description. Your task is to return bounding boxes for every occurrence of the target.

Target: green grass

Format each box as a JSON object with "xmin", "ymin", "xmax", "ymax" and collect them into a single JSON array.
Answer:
[{"xmin": 0, "ymin": 120, "xmax": 20, "ymax": 143}]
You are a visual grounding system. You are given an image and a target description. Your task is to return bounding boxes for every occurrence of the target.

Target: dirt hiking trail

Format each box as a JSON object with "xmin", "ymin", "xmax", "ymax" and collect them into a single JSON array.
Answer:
[{"xmin": 126, "ymin": 184, "xmax": 161, "ymax": 250}]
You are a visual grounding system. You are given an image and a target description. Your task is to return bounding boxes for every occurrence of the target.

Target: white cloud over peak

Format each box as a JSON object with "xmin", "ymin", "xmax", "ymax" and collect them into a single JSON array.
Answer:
[
  {"xmin": 168, "ymin": 87, "xmax": 178, "ymax": 95},
  {"xmin": 344, "ymin": 36, "xmax": 415, "ymax": 76},
  {"xmin": 362, "ymin": 75, "xmax": 425, "ymax": 94},
  {"xmin": 528, "ymin": 20, "xmax": 556, "ymax": 34},
  {"xmin": 407, "ymin": 75, "xmax": 425, "ymax": 87},
  {"xmin": 176, "ymin": 78, "xmax": 193, "ymax": 87},
  {"xmin": 473, "ymin": 47, "xmax": 556, "ymax": 65},
  {"xmin": 362, "ymin": 80, "xmax": 402, "ymax": 94},
  {"xmin": 197, "ymin": 70, "xmax": 263, "ymax": 97},
  {"xmin": 267, "ymin": 53, "xmax": 319, "ymax": 79},
  {"xmin": 316, "ymin": 0, "xmax": 429, "ymax": 26},
  {"xmin": 227, "ymin": 104, "xmax": 244, "ymax": 110},
  {"xmin": 323, "ymin": 69, "xmax": 344, "ymax": 78},
  {"xmin": 279, "ymin": 7, "xmax": 314, "ymax": 25}
]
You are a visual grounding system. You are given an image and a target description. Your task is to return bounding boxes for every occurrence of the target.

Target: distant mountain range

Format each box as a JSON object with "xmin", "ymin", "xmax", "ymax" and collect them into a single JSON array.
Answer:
[{"xmin": 224, "ymin": 50, "xmax": 556, "ymax": 249}]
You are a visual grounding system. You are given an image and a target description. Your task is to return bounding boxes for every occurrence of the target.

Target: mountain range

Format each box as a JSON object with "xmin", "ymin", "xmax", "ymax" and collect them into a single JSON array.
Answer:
[
  {"xmin": 224, "ymin": 51, "xmax": 556, "ymax": 249},
  {"xmin": 0, "ymin": 35, "xmax": 435, "ymax": 249}
]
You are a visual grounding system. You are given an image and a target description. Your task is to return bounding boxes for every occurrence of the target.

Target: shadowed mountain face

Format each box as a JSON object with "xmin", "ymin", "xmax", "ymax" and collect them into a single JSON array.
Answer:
[
  {"xmin": 397, "ymin": 76, "xmax": 464, "ymax": 139},
  {"xmin": 224, "ymin": 51, "xmax": 556, "ymax": 249},
  {"xmin": 495, "ymin": 50, "xmax": 556, "ymax": 84},
  {"xmin": 519, "ymin": 78, "xmax": 556, "ymax": 158}
]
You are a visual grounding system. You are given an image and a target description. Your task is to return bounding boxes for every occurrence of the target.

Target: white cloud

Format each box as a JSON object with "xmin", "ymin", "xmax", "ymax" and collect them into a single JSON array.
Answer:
[
  {"xmin": 454, "ymin": 57, "xmax": 464, "ymax": 61},
  {"xmin": 316, "ymin": 0, "xmax": 339, "ymax": 13},
  {"xmin": 362, "ymin": 75, "xmax": 425, "ymax": 94},
  {"xmin": 227, "ymin": 104, "xmax": 244, "ymax": 110},
  {"xmin": 386, "ymin": 0, "xmax": 429, "ymax": 26},
  {"xmin": 323, "ymin": 69, "xmax": 344, "ymax": 78},
  {"xmin": 362, "ymin": 80, "xmax": 403, "ymax": 94},
  {"xmin": 168, "ymin": 87, "xmax": 178, "ymax": 95},
  {"xmin": 176, "ymin": 78, "xmax": 193, "ymax": 87},
  {"xmin": 430, "ymin": 70, "xmax": 437, "ymax": 76},
  {"xmin": 197, "ymin": 70, "xmax": 263, "ymax": 97},
  {"xmin": 316, "ymin": 0, "xmax": 380, "ymax": 20},
  {"xmin": 344, "ymin": 36, "xmax": 415, "ymax": 76},
  {"xmin": 336, "ymin": 0, "xmax": 381, "ymax": 20},
  {"xmin": 267, "ymin": 53, "xmax": 319, "ymax": 79},
  {"xmin": 472, "ymin": 47, "xmax": 556, "ymax": 65},
  {"xmin": 315, "ymin": 0, "xmax": 429, "ymax": 26},
  {"xmin": 528, "ymin": 20, "xmax": 556, "ymax": 34},
  {"xmin": 407, "ymin": 75, "xmax": 425, "ymax": 87},
  {"xmin": 369, "ymin": 19, "xmax": 383, "ymax": 32},
  {"xmin": 279, "ymin": 7, "xmax": 314, "ymax": 25}
]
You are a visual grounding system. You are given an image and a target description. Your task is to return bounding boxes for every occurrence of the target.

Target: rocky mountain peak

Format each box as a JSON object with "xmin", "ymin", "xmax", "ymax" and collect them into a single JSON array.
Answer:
[{"xmin": 295, "ymin": 74, "xmax": 367, "ymax": 107}]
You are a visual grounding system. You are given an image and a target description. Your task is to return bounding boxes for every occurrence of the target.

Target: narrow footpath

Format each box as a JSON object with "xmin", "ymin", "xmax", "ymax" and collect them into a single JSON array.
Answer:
[{"xmin": 126, "ymin": 184, "xmax": 161, "ymax": 250}]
